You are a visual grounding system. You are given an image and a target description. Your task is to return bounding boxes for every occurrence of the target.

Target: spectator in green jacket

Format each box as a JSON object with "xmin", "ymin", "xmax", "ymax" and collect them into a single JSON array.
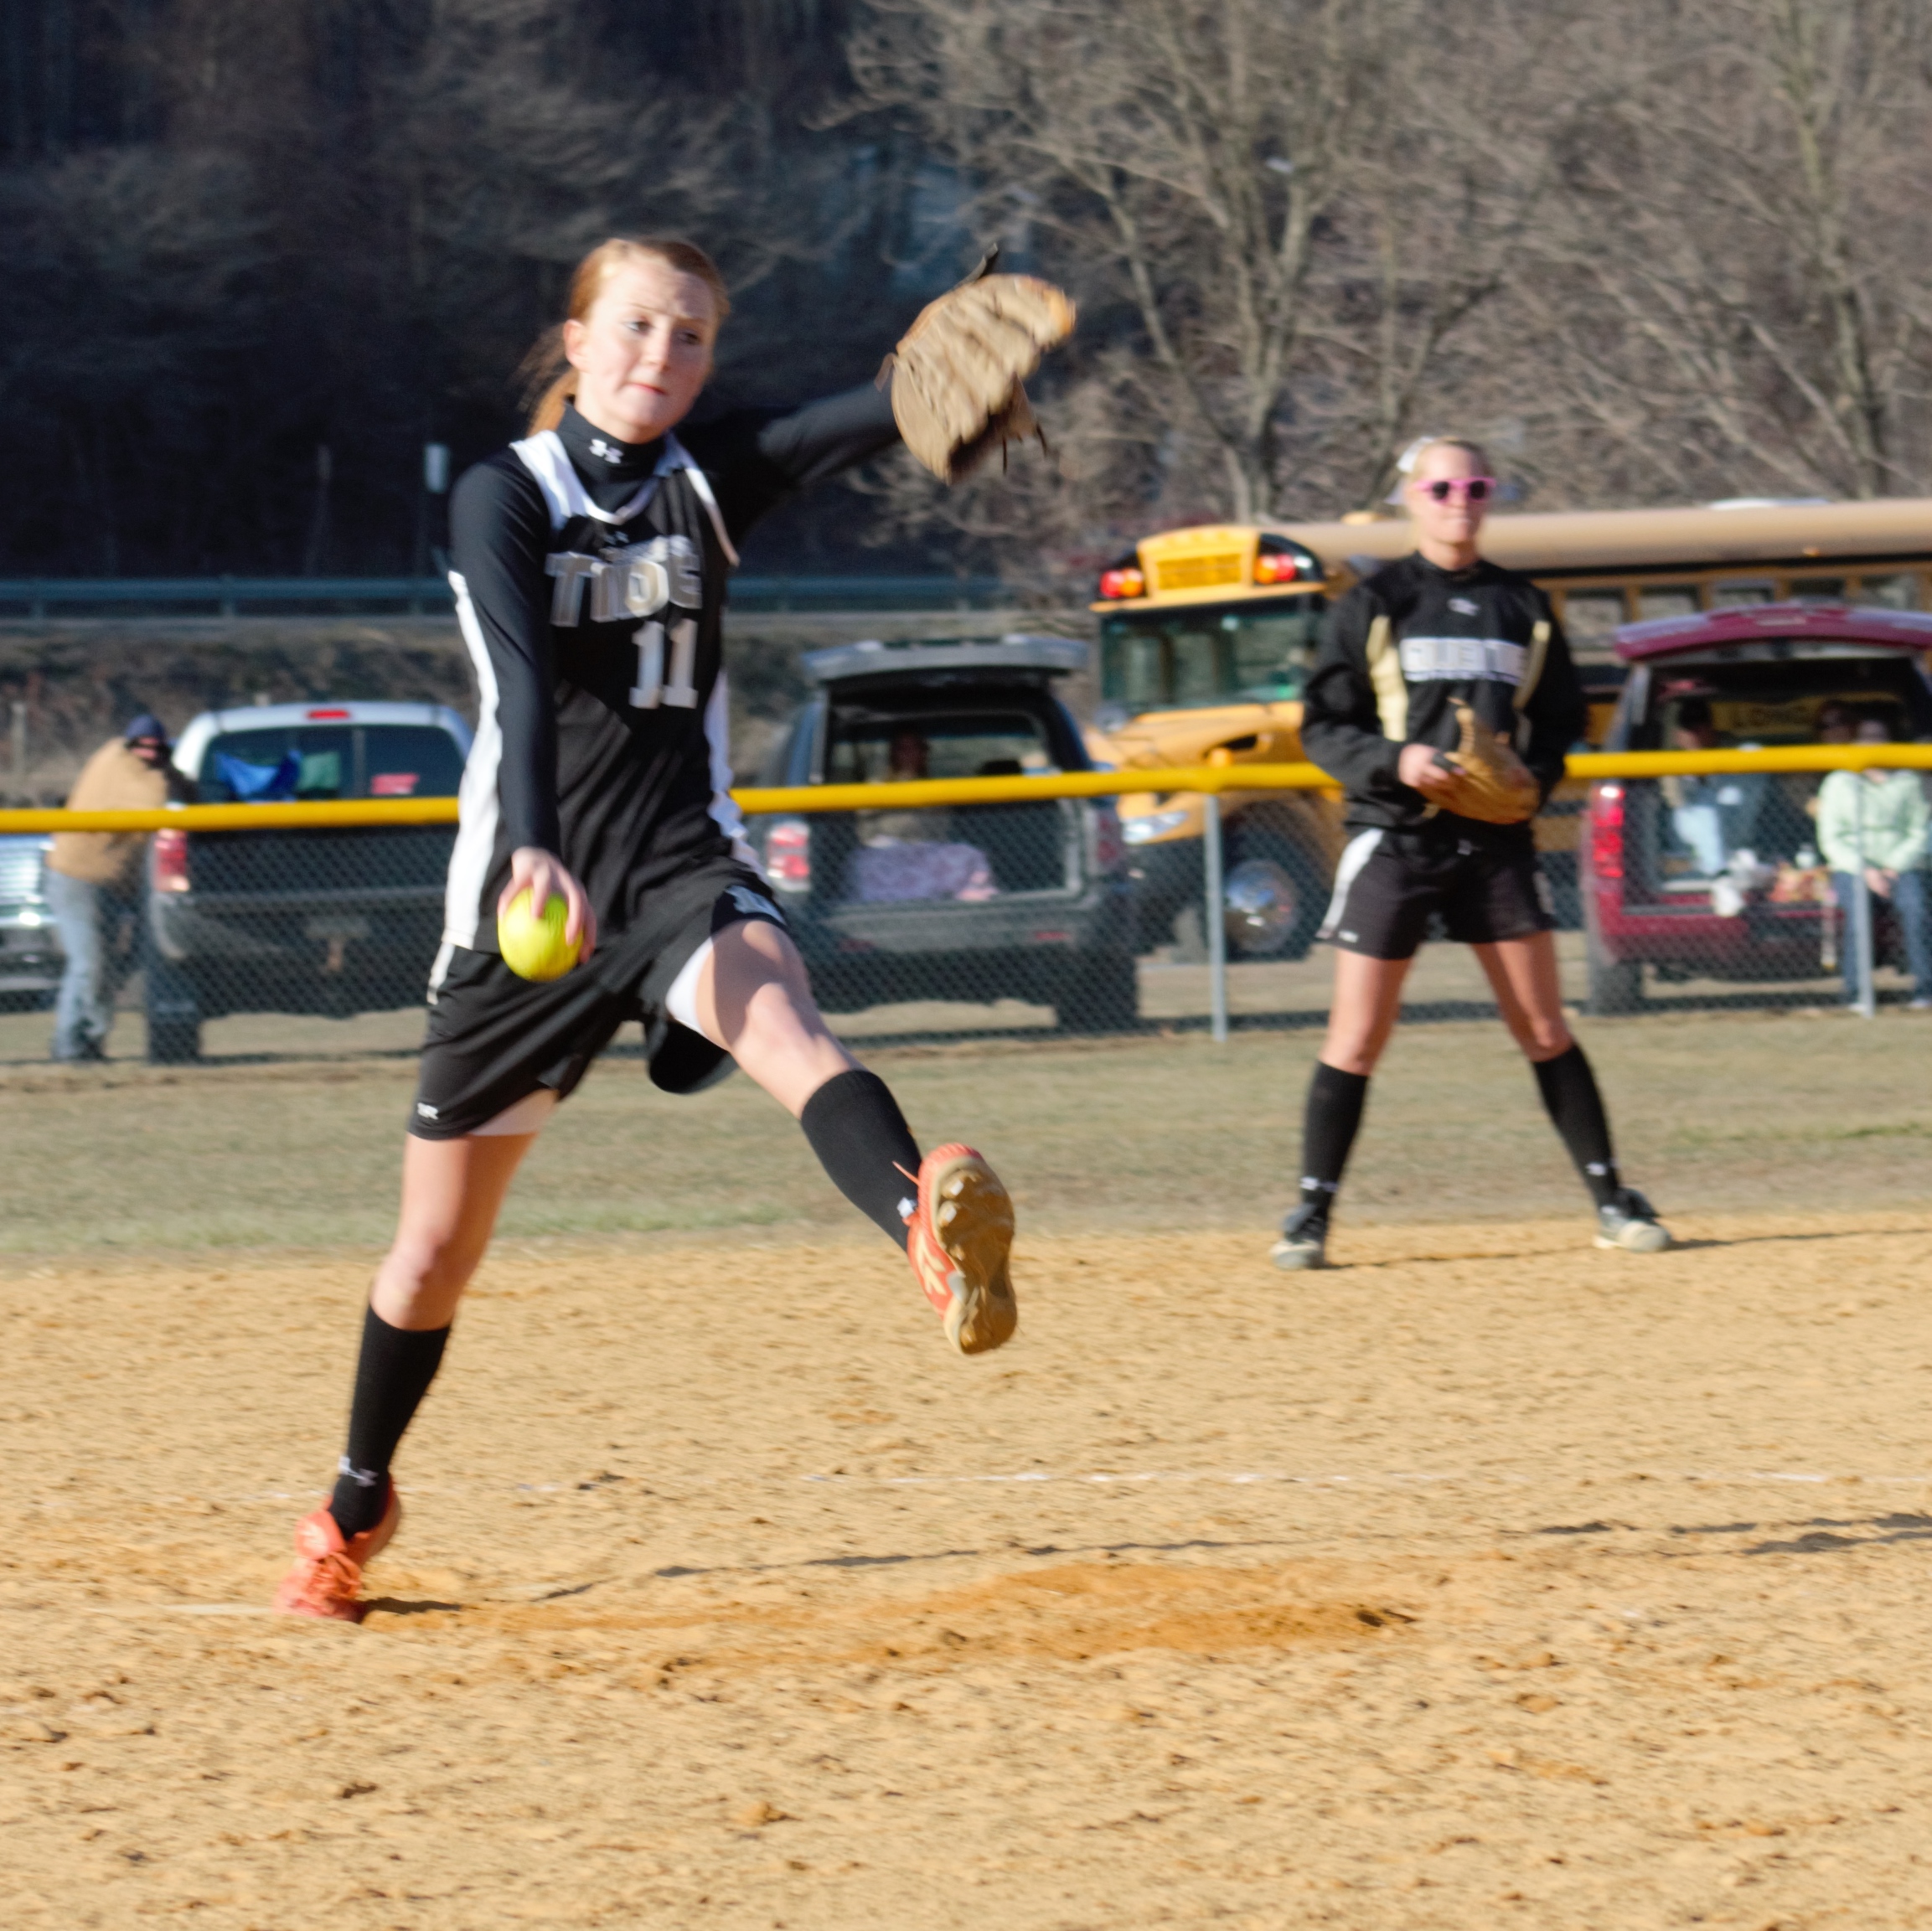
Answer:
[{"xmin": 1816, "ymin": 709, "xmax": 1930, "ymax": 1008}]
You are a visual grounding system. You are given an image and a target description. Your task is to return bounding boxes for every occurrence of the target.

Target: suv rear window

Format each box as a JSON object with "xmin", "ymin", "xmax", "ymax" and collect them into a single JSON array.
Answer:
[
  {"xmin": 197, "ymin": 725, "xmax": 466, "ymax": 803},
  {"xmin": 1638, "ymin": 655, "xmax": 1931, "ymax": 748},
  {"xmin": 827, "ymin": 710, "xmax": 1059, "ymax": 784}
]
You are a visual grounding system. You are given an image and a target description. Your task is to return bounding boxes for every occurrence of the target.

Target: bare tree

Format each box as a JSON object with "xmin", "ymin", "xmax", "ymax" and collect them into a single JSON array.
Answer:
[
  {"xmin": 850, "ymin": 0, "xmax": 1597, "ymax": 575},
  {"xmin": 1526, "ymin": 0, "xmax": 1932, "ymax": 504}
]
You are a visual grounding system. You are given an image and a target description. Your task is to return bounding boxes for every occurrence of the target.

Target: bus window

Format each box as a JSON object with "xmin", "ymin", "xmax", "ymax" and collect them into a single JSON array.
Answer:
[
  {"xmin": 1788, "ymin": 577, "xmax": 1847, "ymax": 603},
  {"xmin": 1169, "ymin": 622, "xmax": 1222, "ymax": 705},
  {"xmin": 1228, "ymin": 611, "xmax": 1315, "ymax": 700},
  {"xmin": 1111, "ymin": 627, "xmax": 1168, "ymax": 711},
  {"xmin": 1712, "ymin": 580, "xmax": 1775, "ymax": 607},
  {"xmin": 1855, "ymin": 574, "xmax": 1919, "ymax": 609},
  {"xmin": 1641, "ymin": 586, "xmax": 1701, "ymax": 621},
  {"xmin": 1098, "ymin": 603, "xmax": 1320, "ymax": 714},
  {"xmin": 1559, "ymin": 591, "xmax": 1628, "ymax": 647}
]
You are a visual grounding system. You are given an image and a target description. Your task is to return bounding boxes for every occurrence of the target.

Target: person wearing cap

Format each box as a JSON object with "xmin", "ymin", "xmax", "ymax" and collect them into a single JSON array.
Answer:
[{"xmin": 45, "ymin": 713, "xmax": 173, "ymax": 1061}]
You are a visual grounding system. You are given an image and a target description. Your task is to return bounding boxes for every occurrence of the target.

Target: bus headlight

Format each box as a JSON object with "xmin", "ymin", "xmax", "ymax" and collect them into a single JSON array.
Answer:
[{"xmin": 1122, "ymin": 807, "xmax": 1193, "ymax": 844}]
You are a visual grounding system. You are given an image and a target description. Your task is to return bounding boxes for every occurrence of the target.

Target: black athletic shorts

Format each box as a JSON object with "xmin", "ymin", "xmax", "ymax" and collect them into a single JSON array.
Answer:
[
  {"xmin": 1317, "ymin": 827, "xmax": 1553, "ymax": 961},
  {"xmin": 410, "ymin": 850, "xmax": 788, "ymax": 1139}
]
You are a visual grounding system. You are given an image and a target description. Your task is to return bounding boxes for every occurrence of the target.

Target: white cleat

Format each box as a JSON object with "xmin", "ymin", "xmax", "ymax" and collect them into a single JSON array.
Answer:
[{"xmin": 1595, "ymin": 1189, "xmax": 1671, "ymax": 1253}]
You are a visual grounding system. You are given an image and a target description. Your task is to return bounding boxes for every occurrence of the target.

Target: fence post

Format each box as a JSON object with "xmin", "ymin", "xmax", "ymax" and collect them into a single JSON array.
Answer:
[
  {"xmin": 1852, "ymin": 772, "xmax": 1876, "ymax": 1019},
  {"xmin": 1203, "ymin": 790, "xmax": 1228, "ymax": 1043}
]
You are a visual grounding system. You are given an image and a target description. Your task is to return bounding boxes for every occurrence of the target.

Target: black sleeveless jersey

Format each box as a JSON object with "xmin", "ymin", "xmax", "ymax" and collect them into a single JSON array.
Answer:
[{"xmin": 439, "ymin": 390, "xmax": 898, "ymax": 963}]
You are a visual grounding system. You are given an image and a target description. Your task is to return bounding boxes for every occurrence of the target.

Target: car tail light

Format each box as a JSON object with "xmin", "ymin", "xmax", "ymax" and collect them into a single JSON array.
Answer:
[
  {"xmin": 1253, "ymin": 551, "xmax": 1299, "ymax": 585},
  {"xmin": 766, "ymin": 818, "xmax": 810, "ymax": 891},
  {"xmin": 152, "ymin": 827, "xmax": 190, "ymax": 893},
  {"xmin": 1098, "ymin": 565, "xmax": 1146, "ymax": 600},
  {"xmin": 1588, "ymin": 782, "xmax": 1624, "ymax": 881},
  {"xmin": 1092, "ymin": 802, "xmax": 1124, "ymax": 871},
  {"xmin": 306, "ymin": 707, "xmax": 352, "ymax": 719}
]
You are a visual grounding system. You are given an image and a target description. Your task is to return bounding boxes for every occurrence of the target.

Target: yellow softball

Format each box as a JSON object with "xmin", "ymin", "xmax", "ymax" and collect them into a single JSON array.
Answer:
[{"xmin": 497, "ymin": 886, "xmax": 581, "ymax": 982}]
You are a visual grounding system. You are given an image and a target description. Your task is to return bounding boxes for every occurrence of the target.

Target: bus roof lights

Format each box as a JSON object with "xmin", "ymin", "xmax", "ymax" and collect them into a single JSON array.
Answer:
[
  {"xmin": 1253, "ymin": 552, "xmax": 1299, "ymax": 585},
  {"xmin": 1098, "ymin": 565, "xmax": 1146, "ymax": 601}
]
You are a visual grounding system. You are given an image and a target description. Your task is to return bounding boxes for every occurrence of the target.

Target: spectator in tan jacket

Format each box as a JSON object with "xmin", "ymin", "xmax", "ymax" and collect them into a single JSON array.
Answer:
[{"xmin": 47, "ymin": 713, "xmax": 172, "ymax": 1061}]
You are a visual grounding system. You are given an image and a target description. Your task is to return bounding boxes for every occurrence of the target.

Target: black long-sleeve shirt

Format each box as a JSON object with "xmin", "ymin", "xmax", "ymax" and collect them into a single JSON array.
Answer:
[
  {"xmin": 441, "ymin": 385, "xmax": 899, "ymax": 953},
  {"xmin": 1299, "ymin": 552, "xmax": 1587, "ymax": 847}
]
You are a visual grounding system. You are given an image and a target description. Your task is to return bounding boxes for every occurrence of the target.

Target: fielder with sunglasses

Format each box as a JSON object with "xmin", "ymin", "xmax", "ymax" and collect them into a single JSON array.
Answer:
[{"xmin": 1273, "ymin": 436, "xmax": 1670, "ymax": 1269}]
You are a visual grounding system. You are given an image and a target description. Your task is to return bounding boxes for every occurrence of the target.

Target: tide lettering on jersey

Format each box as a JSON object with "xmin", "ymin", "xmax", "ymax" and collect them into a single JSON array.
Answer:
[
  {"xmin": 1398, "ymin": 634, "xmax": 1527, "ymax": 684},
  {"xmin": 546, "ymin": 534, "xmax": 702, "ymax": 627}
]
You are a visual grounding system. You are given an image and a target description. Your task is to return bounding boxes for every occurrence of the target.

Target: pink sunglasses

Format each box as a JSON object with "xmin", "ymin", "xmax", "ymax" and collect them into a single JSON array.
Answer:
[{"xmin": 1413, "ymin": 476, "xmax": 1495, "ymax": 503}]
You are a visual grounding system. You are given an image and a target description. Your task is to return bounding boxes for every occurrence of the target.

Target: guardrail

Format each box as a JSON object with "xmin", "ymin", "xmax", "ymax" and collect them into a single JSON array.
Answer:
[
  {"xmin": 8, "ymin": 746, "xmax": 1925, "ymax": 1050},
  {"xmin": 0, "ymin": 575, "xmax": 1016, "ymax": 617}
]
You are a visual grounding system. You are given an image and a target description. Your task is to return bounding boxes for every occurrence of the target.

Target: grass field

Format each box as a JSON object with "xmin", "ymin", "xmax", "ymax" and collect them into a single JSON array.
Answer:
[
  {"xmin": 2, "ymin": 1004, "xmax": 1930, "ymax": 1253},
  {"xmin": 3, "ymin": 1008, "xmax": 1930, "ymax": 1928}
]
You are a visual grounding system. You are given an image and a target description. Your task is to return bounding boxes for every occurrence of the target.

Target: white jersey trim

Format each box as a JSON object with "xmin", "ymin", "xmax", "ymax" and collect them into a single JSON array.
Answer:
[
  {"xmin": 704, "ymin": 671, "xmax": 762, "ymax": 875},
  {"xmin": 509, "ymin": 430, "xmax": 739, "ymax": 565},
  {"xmin": 442, "ymin": 571, "xmax": 504, "ymax": 953},
  {"xmin": 1318, "ymin": 828, "xmax": 1384, "ymax": 942}
]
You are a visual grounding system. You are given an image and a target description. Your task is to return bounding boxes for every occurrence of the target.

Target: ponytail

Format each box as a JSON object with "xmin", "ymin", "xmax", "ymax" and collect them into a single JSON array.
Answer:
[
  {"xmin": 519, "ymin": 326, "xmax": 576, "ymax": 435},
  {"xmin": 520, "ymin": 237, "xmax": 731, "ymax": 435}
]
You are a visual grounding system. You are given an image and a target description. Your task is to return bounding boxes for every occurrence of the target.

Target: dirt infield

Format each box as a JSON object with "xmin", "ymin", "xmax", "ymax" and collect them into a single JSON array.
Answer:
[{"xmin": 4, "ymin": 1216, "xmax": 1929, "ymax": 1928}]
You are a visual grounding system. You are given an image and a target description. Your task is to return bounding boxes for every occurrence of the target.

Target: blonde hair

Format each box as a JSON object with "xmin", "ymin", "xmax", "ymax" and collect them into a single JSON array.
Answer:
[
  {"xmin": 523, "ymin": 236, "xmax": 731, "ymax": 434},
  {"xmin": 1399, "ymin": 435, "xmax": 1491, "ymax": 480}
]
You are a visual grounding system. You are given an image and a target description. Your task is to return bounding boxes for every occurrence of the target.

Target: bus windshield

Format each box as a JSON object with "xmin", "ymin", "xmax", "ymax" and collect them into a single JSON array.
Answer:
[{"xmin": 1099, "ymin": 602, "xmax": 1322, "ymax": 715}]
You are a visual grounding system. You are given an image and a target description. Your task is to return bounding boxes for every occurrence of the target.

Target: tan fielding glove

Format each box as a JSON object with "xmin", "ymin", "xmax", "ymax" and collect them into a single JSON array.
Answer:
[
  {"xmin": 1436, "ymin": 701, "xmax": 1541, "ymax": 825},
  {"xmin": 883, "ymin": 261, "xmax": 1077, "ymax": 484}
]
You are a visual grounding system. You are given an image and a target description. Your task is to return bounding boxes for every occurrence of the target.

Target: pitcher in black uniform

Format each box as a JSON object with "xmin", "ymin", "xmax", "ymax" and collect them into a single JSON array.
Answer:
[
  {"xmin": 276, "ymin": 237, "xmax": 1021, "ymax": 1620},
  {"xmin": 1273, "ymin": 436, "xmax": 1670, "ymax": 1271}
]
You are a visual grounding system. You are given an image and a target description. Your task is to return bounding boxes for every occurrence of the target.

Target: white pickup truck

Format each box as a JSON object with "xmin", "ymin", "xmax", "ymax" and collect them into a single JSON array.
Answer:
[{"xmin": 144, "ymin": 700, "xmax": 470, "ymax": 1061}]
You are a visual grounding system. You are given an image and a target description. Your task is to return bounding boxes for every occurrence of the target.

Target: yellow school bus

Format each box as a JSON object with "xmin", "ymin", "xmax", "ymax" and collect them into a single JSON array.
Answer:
[{"xmin": 1091, "ymin": 498, "xmax": 1932, "ymax": 960}]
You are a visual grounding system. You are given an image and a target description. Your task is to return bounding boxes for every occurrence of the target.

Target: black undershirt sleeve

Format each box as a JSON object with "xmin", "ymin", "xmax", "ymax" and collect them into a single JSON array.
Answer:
[
  {"xmin": 1519, "ymin": 599, "xmax": 1589, "ymax": 804},
  {"xmin": 1299, "ymin": 586, "xmax": 1408, "ymax": 801},
  {"xmin": 447, "ymin": 457, "xmax": 562, "ymax": 856},
  {"xmin": 681, "ymin": 379, "xmax": 901, "ymax": 545}
]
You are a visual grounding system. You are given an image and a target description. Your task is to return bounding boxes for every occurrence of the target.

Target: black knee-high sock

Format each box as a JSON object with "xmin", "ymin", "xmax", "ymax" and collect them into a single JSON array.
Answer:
[
  {"xmin": 1296, "ymin": 1061, "xmax": 1370, "ymax": 1223},
  {"xmin": 1532, "ymin": 1042, "xmax": 1620, "ymax": 1207},
  {"xmin": 799, "ymin": 1067, "xmax": 922, "ymax": 1251},
  {"xmin": 328, "ymin": 1306, "xmax": 450, "ymax": 1537}
]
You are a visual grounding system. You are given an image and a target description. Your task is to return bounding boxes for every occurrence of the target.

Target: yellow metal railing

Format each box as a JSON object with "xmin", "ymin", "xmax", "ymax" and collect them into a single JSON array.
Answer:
[{"xmin": 4, "ymin": 743, "xmax": 1932, "ymax": 834}]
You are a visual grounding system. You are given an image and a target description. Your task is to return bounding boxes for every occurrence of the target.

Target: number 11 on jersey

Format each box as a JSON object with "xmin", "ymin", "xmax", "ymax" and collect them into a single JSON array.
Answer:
[{"xmin": 630, "ymin": 618, "xmax": 698, "ymax": 710}]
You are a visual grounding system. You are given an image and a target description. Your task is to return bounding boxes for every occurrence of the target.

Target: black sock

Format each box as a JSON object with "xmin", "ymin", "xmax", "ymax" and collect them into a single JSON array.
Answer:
[
  {"xmin": 1532, "ymin": 1042, "xmax": 1620, "ymax": 1208},
  {"xmin": 1296, "ymin": 1061, "xmax": 1370, "ymax": 1224},
  {"xmin": 328, "ymin": 1306, "xmax": 450, "ymax": 1537},
  {"xmin": 799, "ymin": 1067, "xmax": 922, "ymax": 1250}
]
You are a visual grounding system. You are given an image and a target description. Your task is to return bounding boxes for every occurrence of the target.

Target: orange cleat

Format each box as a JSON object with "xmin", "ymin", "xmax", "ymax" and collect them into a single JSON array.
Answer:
[
  {"xmin": 906, "ymin": 1144, "xmax": 1017, "ymax": 1355},
  {"xmin": 272, "ymin": 1484, "xmax": 401, "ymax": 1624}
]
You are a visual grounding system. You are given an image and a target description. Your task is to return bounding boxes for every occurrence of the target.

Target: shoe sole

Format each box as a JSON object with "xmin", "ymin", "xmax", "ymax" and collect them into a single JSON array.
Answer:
[
  {"xmin": 1594, "ymin": 1226, "xmax": 1672, "ymax": 1254},
  {"xmin": 1270, "ymin": 1240, "xmax": 1326, "ymax": 1271},
  {"xmin": 924, "ymin": 1149, "xmax": 1017, "ymax": 1355}
]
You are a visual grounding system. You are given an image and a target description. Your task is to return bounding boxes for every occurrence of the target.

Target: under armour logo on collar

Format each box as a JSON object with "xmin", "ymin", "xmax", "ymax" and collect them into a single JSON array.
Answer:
[{"xmin": 588, "ymin": 437, "xmax": 622, "ymax": 463}]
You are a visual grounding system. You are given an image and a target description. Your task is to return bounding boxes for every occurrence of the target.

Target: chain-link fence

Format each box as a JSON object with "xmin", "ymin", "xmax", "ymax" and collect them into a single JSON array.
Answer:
[{"xmin": 3, "ymin": 746, "xmax": 1928, "ymax": 1066}]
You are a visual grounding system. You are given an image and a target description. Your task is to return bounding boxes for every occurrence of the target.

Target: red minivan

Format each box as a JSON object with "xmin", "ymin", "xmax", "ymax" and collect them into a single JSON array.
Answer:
[{"xmin": 1582, "ymin": 603, "xmax": 1932, "ymax": 1010}]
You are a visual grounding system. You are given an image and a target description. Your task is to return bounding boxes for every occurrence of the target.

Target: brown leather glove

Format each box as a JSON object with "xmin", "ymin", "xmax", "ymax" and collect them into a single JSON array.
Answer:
[
  {"xmin": 883, "ymin": 266, "xmax": 1076, "ymax": 484},
  {"xmin": 1435, "ymin": 702, "xmax": 1540, "ymax": 825}
]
